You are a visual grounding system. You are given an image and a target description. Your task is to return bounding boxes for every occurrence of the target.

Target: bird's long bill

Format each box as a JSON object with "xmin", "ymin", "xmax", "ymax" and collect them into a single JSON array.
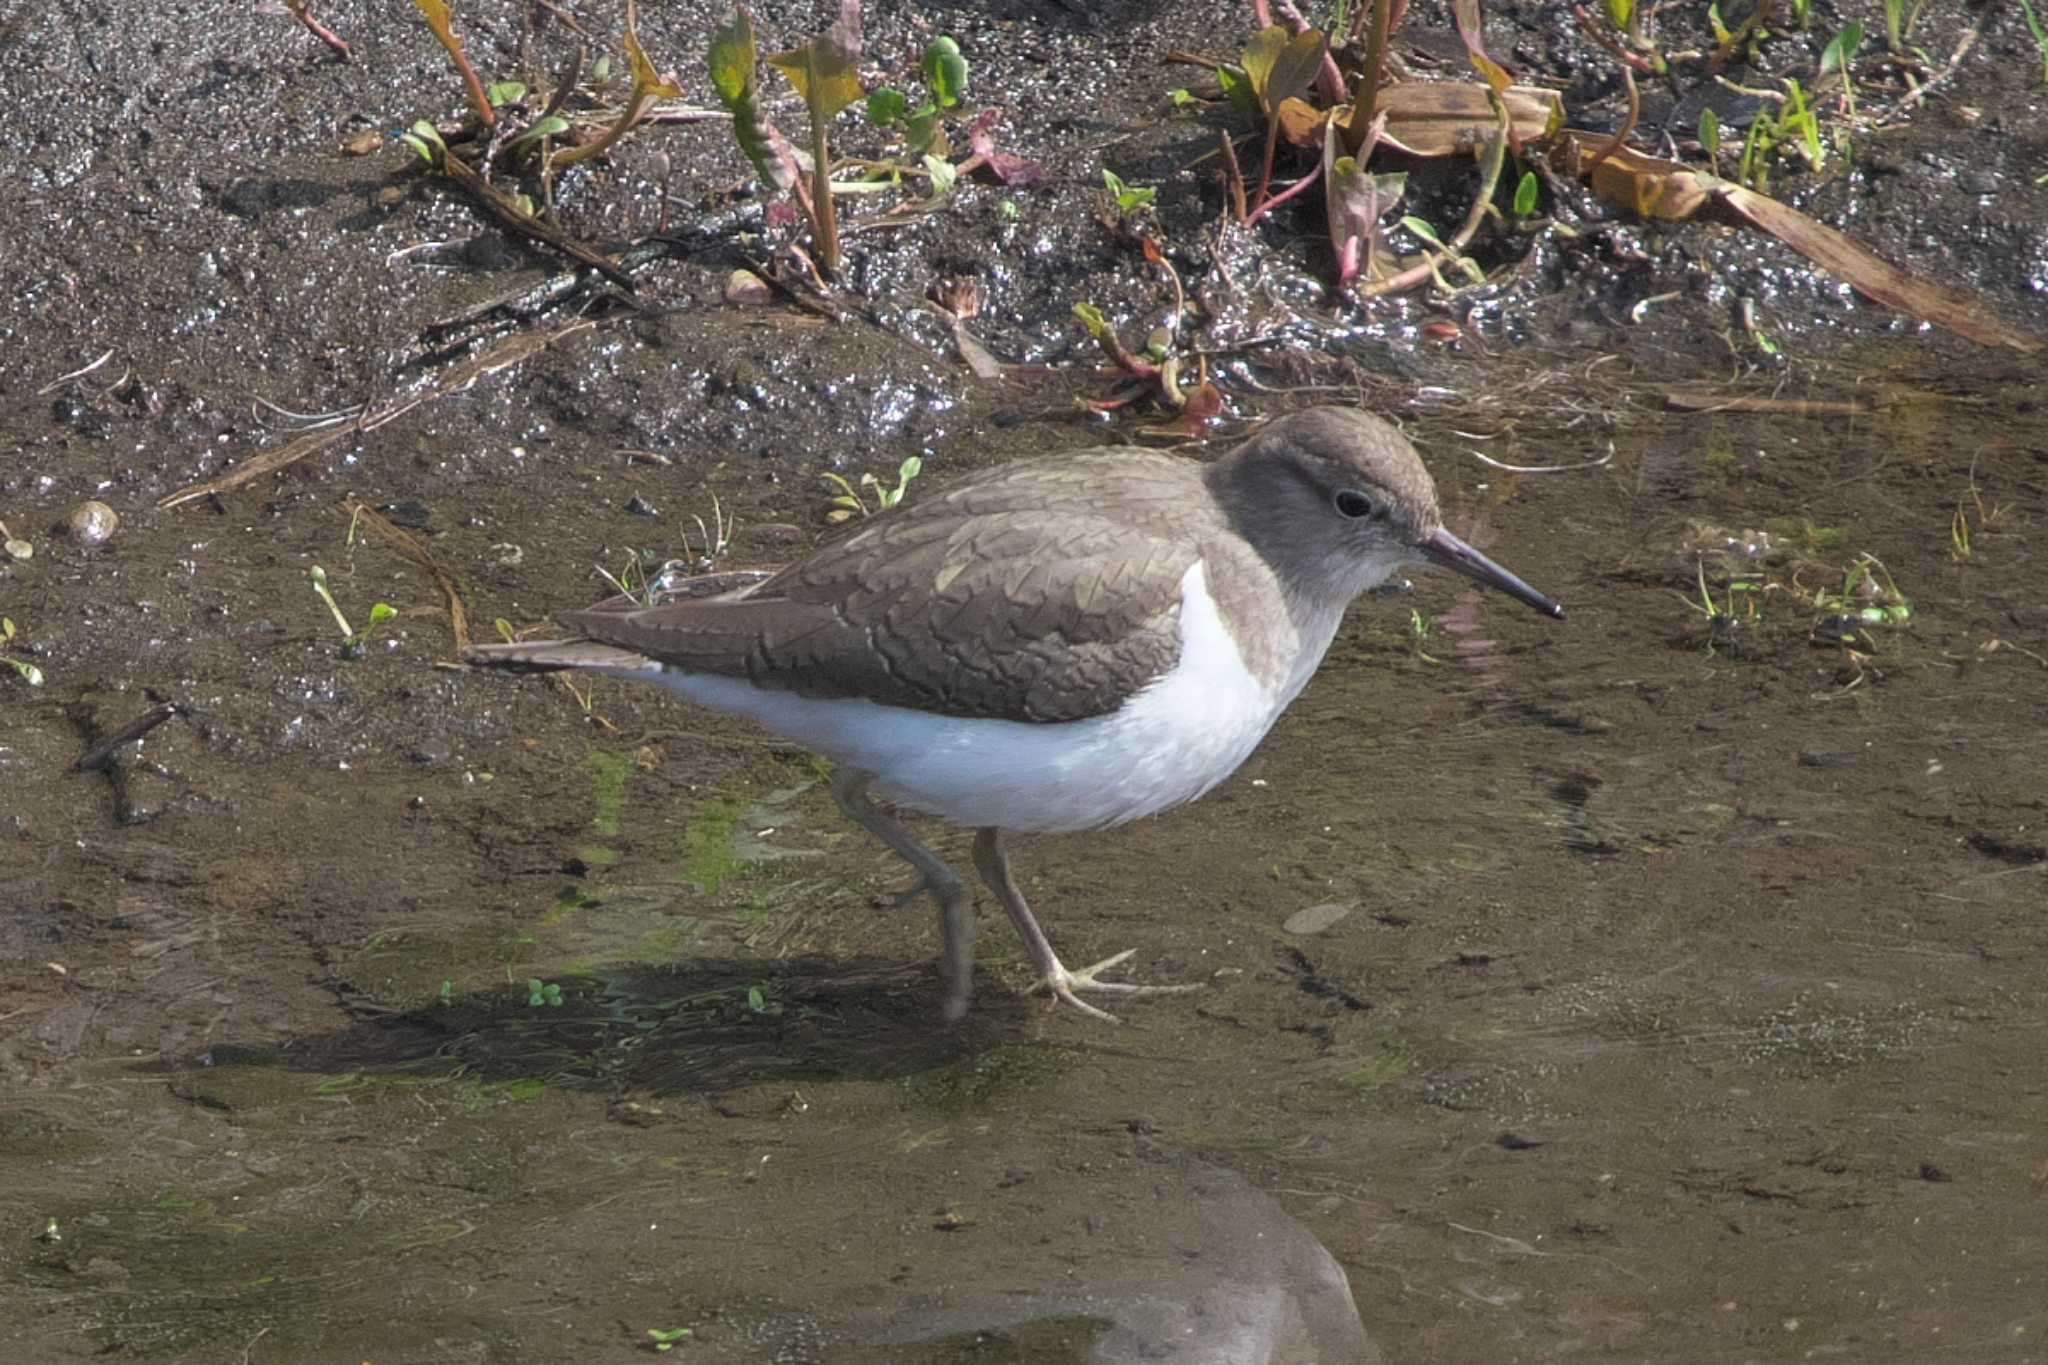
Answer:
[{"xmin": 1417, "ymin": 528, "xmax": 1565, "ymax": 619}]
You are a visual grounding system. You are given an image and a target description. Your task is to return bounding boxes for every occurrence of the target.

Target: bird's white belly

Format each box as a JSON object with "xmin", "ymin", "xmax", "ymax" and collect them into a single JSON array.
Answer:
[{"xmin": 629, "ymin": 562, "xmax": 1333, "ymax": 834}]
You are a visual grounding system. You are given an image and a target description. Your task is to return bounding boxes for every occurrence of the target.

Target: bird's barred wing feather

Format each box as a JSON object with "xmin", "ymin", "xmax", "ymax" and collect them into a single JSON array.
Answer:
[{"xmin": 558, "ymin": 501, "xmax": 1201, "ymax": 723}]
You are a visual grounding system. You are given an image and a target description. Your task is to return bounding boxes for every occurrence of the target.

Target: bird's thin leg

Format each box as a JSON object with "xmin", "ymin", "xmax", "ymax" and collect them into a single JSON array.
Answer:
[
  {"xmin": 970, "ymin": 829, "xmax": 1202, "ymax": 1024},
  {"xmin": 828, "ymin": 768, "xmax": 976, "ymax": 1021}
]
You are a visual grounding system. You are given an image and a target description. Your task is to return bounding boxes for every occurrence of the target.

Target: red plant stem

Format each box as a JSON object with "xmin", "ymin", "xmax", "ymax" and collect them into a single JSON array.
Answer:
[
  {"xmin": 1244, "ymin": 159, "xmax": 1323, "ymax": 227},
  {"xmin": 1252, "ymin": 118, "xmax": 1280, "ymax": 218},
  {"xmin": 289, "ymin": 2, "xmax": 351, "ymax": 60}
]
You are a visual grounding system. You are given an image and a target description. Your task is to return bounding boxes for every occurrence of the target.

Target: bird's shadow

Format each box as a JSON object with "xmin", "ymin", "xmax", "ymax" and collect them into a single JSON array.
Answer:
[{"xmin": 162, "ymin": 956, "xmax": 1038, "ymax": 1097}]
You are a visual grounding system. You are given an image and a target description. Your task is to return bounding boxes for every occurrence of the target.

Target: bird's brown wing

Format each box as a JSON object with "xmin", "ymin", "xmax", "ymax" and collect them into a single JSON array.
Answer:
[{"xmin": 558, "ymin": 484, "xmax": 1203, "ymax": 723}]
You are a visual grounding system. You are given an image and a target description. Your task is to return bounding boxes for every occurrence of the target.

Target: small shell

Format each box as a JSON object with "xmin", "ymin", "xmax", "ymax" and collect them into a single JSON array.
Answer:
[{"xmin": 68, "ymin": 501, "xmax": 119, "ymax": 546}]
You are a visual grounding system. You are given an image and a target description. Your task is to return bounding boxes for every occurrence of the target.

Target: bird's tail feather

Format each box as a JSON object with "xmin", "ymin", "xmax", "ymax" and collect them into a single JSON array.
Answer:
[{"xmin": 461, "ymin": 640, "xmax": 665, "ymax": 674}]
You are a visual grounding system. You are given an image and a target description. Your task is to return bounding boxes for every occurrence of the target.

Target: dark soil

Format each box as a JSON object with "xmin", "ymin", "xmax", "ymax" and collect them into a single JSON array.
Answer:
[{"xmin": 4, "ymin": 1, "xmax": 2046, "ymax": 1361}]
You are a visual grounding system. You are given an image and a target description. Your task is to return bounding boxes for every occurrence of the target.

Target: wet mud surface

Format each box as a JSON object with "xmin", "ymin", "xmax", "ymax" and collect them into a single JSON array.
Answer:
[{"xmin": 4, "ymin": 1, "xmax": 2047, "ymax": 1361}]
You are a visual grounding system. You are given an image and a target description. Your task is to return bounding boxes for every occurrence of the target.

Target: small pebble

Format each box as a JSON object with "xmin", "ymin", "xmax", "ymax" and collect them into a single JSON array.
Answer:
[
  {"xmin": 68, "ymin": 501, "xmax": 119, "ymax": 546},
  {"xmin": 1284, "ymin": 902, "xmax": 1354, "ymax": 935}
]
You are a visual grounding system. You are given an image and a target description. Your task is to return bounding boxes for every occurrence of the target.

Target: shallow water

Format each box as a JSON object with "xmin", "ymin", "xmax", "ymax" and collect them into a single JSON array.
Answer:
[{"xmin": 4, "ymin": 1, "xmax": 2047, "ymax": 1361}]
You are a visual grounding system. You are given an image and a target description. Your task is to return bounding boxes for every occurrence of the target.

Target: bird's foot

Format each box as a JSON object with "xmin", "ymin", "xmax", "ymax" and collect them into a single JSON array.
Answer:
[{"xmin": 1029, "ymin": 949, "xmax": 1204, "ymax": 1024}]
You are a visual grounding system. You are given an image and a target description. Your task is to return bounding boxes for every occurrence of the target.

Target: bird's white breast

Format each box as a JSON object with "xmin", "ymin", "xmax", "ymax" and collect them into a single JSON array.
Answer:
[{"xmin": 630, "ymin": 562, "xmax": 1339, "ymax": 834}]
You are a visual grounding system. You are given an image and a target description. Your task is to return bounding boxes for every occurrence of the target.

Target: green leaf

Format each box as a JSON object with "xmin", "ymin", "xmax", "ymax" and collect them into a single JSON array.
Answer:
[
  {"xmin": 486, "ymin": 80, "xmax": 526, "ymax": 107},
  {"xmin": 401, "ymin": 119, "xmax": 446, "ymax": 163},
  {"xmin": 1699, "ymin": 106, "xmax": 1721, "ymax": 159},
  {"xmin": 708, "ymin": 7, "xmax": 792, "ymax": 190},
  {"xmin": 1240, "ymin": 25, "xmax": 1326, "ymax": 114},
  {"xmin": 506, "ymin": 114, "xmax": 570, "ymax": 150},
  {"xmin": 921, "ymin": 36, "xmax": 968, "ymax": 108},
  {"xmin": 1102, "ymin": 167, "xmax": 1154, "ymax": 213},
  {"xmin": 1512, "ymin": 169, "xmax": 1538, "ymax": 217},
  {"xmin": 903, "ymin": 105, "xmax": 938, "ymax": 155},
  {"xmin": 924, "ymin": 154, "xmax": 957, "ymax": 196},
  {"xmin": 1819, "ymin": 21, "xmax": 1862, "ymax": 76},
  {"xmin": 1216, "ymin": 66, "xmax": 1256, "ymax": 118},
  {"xmin": 1072, "ymin": 301, "xmax": 1109, "ymax": 338},
  {"xmin": 1399, "ymin": 215, "xmax": 1447, "ymax": 249},
  {"xmin": 866, "ymin": 86, "xmax": 908, "ymax": 126}
]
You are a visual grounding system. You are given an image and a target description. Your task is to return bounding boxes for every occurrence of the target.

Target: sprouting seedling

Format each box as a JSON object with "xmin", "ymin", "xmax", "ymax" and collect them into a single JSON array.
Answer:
[
  {"xmin": 1, "ymin": 617, "xmax": 44, "ymax": 687},
  {"xmin": 822, "ymin": 457, "xmax": 923, "ymax": 522},
  {"xmin": 1777, "ymin": 78, "xmax": 1823, "ymax": 170},
  {"xmin": 876, "ymin": 456, "xmax": 922, "ymax": 509},
  {"xmin": 1101, "ymin": 167, "xmax": 1156, "ymax": 218},
  {"xmin": 1698, "ymin": 107, "xmax": 1722, "ymax": 164},
  {"xmin": 922, "ymin": 36, "xmax": 968, "ymax": 108},
  {"xmin": 647, "ymin": 1327, "xmax": 693, "ymax": 1352},
  {"xmin": 1407, "ymin": 607, "xmax": 1440, "ymax": 664},
  {"xmin": 309, "ymin": 566, "xmax": 398, "ymax": 654},
  {"xmin": 399, "ymin": 119, "xmax": 447, "ymax": 164},
  {"xmin": 595, "ymin": 552, "xmax": 653, "ymax": 604},
  {"xmin": 554, "ymin": 4, "xmax": 681, "ymax": 167},
  {"xmin": 1819, "ymin": 23, "xmax": 1863, "ymax": 121},
  {"xmin": 1879, "ymin": 0, "xmax": 1930, "ymax": 55},
  {"xmin": 1681, "ymin": 562, "xmax": 1763, "ymax": 654},
  {"xmin": 310, "ymin": 565, "xmax": 353, "ymax": 637},
  {"xmin": 527, "ymin": 978, "xmax": 564, "ymax": 1007},
  {"xmin": 1398, "ymin": 215, "xmax": 1485, "ymax": 287},
  {"xmin": 1813, "ymin": 553, "xmax": 1912, "ymax": 627},
  {"xmin": 0, "ymin": 515, "xmax": 31, "ymax": 561},
  {"xmin": 866, "ymin": 36, "xmax": 971, "ymax": 158},
  {"xmin": 691, "ymin": 489, "xmax": 735, "ymax": 561},
  {"xmin": 1511, "ymin": 169, "xmax": 1539, "ymax": 219}
]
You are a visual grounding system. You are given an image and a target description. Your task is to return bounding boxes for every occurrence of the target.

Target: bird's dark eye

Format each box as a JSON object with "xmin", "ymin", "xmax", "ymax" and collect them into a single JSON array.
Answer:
[{"xmin": 1334, "ymin": 489, "xmax": 1375, "ymax": 519}]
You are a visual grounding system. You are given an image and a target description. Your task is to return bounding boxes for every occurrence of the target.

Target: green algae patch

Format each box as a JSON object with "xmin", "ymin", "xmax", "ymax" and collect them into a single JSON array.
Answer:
[
  {"xmin": 541, "ymin": 885, "xmax": 598, "ymax": 926},
  {"xmin": 676, "ymin": 791, "xmax": 752, "ymax": 893},
  {"xmin": 580, "ymin": 748, "xmax": 637, "ymax": 836},
  {"xmin": 1335, "ymin": 1040, "xmax": 1417, "ymax": 1093}
]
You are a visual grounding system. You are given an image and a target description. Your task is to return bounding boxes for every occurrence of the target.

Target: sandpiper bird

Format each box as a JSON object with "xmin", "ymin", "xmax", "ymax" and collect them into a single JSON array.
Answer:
[{"xmin": 463, "ymin": 407, "xmax": 1562, "ymax": 1021}]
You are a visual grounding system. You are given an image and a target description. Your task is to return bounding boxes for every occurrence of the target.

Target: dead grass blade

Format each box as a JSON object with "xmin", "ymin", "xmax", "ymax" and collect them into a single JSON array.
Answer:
[
  {"xmin": 1569, "ymin": 139, "xmax": 2043, "ymax": 353},
  {"xmin": 342, "ymin": 499, "xmax": 473, "ymax": 652},
  {"xmin": 159, "ymin": 321, "xmax": 597, "ymax": 509}
]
